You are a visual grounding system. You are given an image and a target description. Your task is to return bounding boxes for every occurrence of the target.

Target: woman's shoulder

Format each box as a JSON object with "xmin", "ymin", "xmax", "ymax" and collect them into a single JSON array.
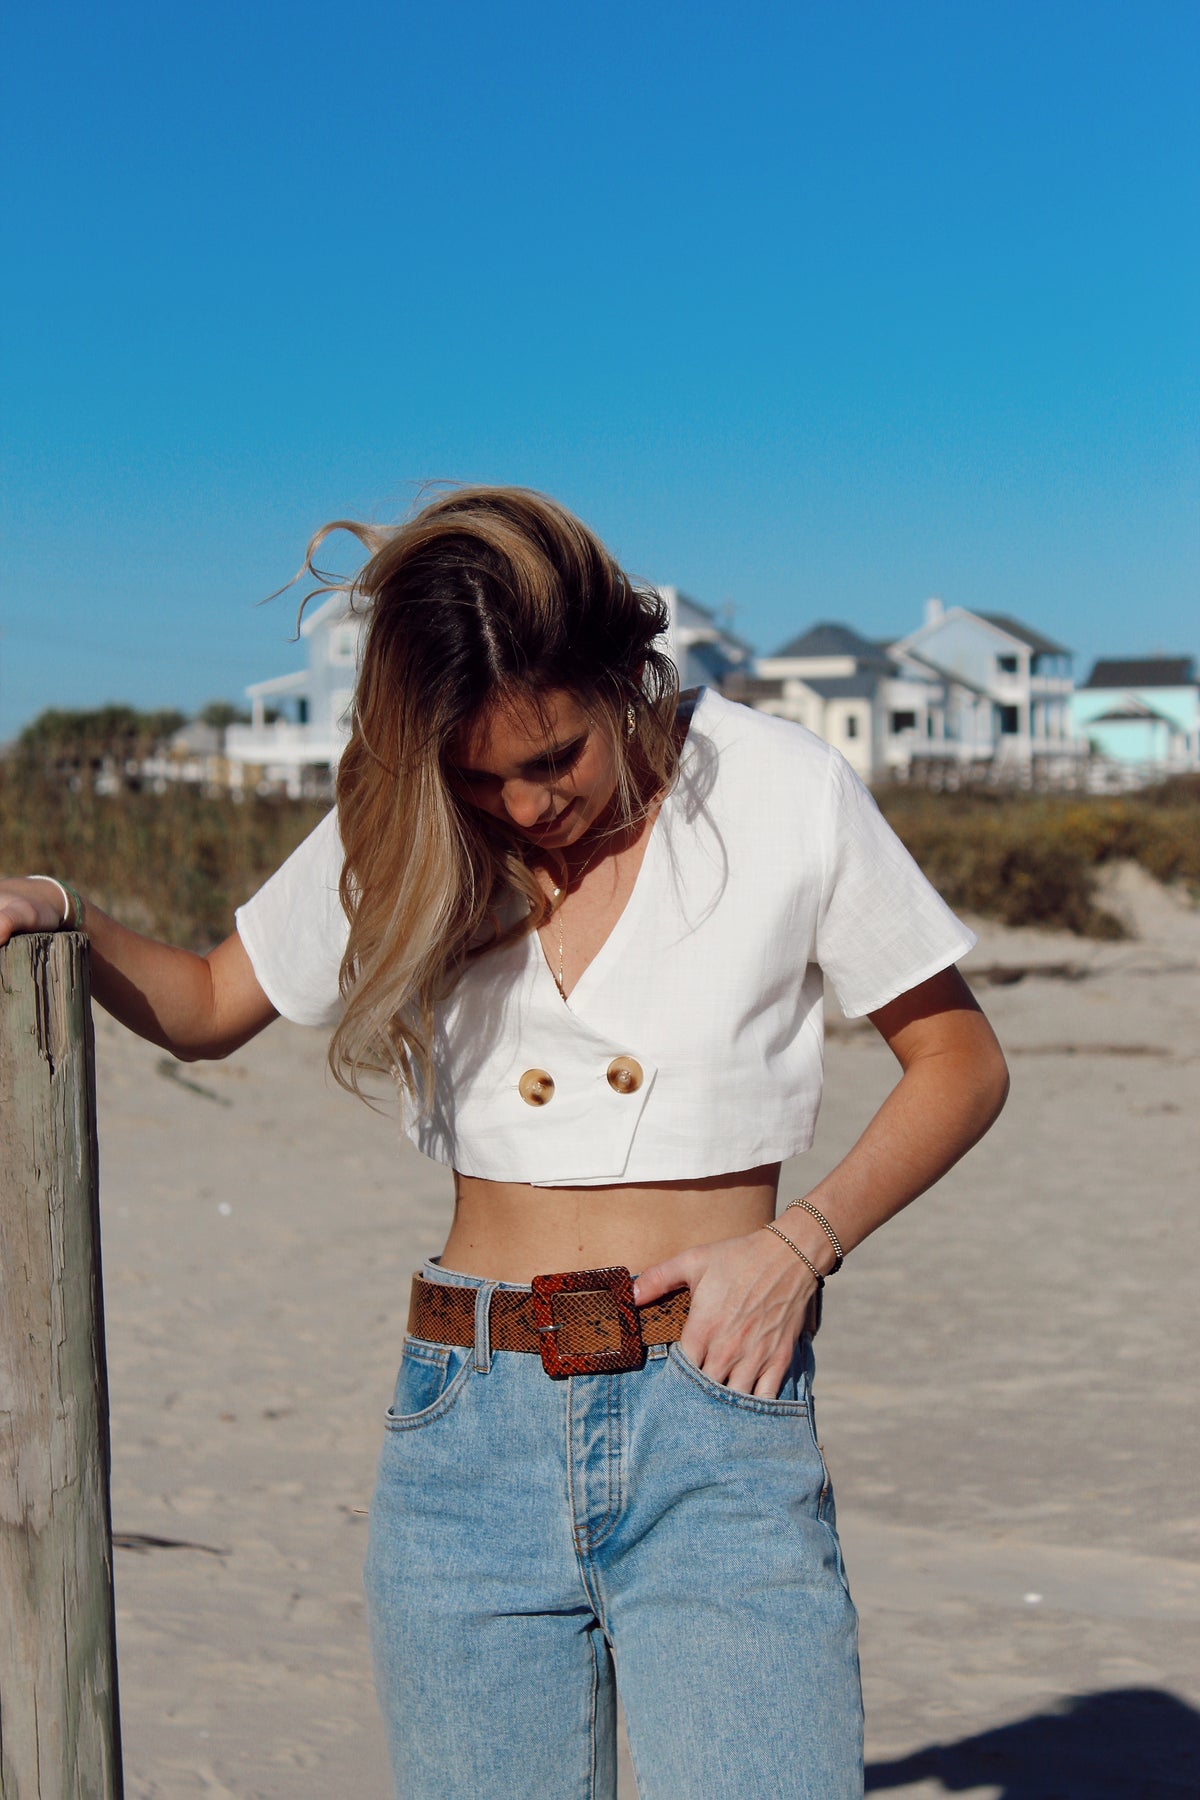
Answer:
[
  {"xmin": 234, "ymin": 807, "xmax": 347, "ymax": 1029},
  {"xmin": 235, "ymin": 805, "xmax": 346, "ymax": 948}
]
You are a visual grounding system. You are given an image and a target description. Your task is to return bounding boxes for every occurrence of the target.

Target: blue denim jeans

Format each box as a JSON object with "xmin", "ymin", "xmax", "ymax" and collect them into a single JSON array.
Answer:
[{"xmin": 363, "ymin": 1259, "xmax": 864, "ymax": 1799}]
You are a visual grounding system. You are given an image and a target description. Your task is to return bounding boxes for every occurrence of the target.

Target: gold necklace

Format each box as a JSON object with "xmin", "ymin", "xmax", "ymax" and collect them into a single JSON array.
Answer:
[{"xmin": 546, "ymin": 834, "xmax": 606, "ymax": 1002}]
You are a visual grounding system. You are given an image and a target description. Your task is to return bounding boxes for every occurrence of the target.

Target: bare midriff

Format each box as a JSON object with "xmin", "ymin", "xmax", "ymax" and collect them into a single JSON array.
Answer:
[{"xmin": 441, "ymin": 1164, "xmax": 783, "ymax": 1284}]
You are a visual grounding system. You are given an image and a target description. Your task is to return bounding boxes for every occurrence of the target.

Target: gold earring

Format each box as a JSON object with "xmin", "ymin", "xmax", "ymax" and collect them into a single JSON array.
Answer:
[{"xmin": 625, "ymin": 704, "xmax": 636, "ymax": 737}]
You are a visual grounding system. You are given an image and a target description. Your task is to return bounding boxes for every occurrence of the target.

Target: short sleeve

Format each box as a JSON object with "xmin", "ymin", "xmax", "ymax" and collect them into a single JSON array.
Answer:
[
  {"xmin": 815, "ymin": 751, "xmax": 977, "ymax": 1019},
  {"xmin": 235, "ymin": 808, "xmax": 349, "ymax": 1028}
]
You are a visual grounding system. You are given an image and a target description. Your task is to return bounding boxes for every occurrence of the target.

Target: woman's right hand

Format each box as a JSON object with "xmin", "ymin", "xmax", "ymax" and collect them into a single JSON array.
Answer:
[
  {"xmin": 0, "ymin": 878, "xmax": 278, "ymax": 1060},
  {"xmin": 0, "ymin": 877, "xmax": 74, "ymax": 946}
]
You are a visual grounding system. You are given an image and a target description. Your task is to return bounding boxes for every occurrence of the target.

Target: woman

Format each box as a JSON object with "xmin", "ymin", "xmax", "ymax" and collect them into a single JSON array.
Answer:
[{"xmin": 1, "ymin": 486, "xmax": 1008, "ymax": 1799}]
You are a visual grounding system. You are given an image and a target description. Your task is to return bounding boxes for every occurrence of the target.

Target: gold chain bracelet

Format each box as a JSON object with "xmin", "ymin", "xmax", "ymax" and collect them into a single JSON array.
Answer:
[
  {"xmin": 785, "ymin": 1198, "xmax": 844, "ymax": 1274},
  {"xmin": 762, "ymin": 1222, "xmax": 825, "ymax": 1287}
]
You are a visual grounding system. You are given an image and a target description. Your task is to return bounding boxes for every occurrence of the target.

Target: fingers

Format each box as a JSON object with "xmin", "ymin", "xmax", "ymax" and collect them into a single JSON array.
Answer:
[
  {"xmin": 665, "ymin": 1227, "xmax": 816, "ymax": 1398},
  {"xmin": 0, "ymin": 894, "xmax": 41, "ymax": 947},
  {"xmin": 631, "ymin": 1255, "xmax": 694, "ymax": 1307},
  {"xmin": 750, "ymin": 1358, "xmax": 793, "ymax": 1400},
  {"xmin": 715, "ymin": 1350, "xmax": 786, "ymax": 1399},
  {"xmin": 683, "ymin": 1346, "xmax": 798, "ymax": 1396},
  {"xmin": 639, "ymin": 1230, "xmax": 810, "ymax": 1398},
  {"xmin": 685, "ymin": 1343, "xmax": 793, "ymax": 1400},
  {"xmin": 677, "ymin": 1308, "xmax": 791, "ymax": 1397}
]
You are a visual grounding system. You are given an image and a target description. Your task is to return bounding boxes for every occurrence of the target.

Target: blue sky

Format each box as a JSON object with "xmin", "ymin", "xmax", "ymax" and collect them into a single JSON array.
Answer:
[{"xmin": 2, "ymin": 0, "xmax": 1196, "ymax": 740}]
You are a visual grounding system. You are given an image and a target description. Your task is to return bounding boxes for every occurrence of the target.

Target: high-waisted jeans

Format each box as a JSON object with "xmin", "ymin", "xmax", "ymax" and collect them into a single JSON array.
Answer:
[{"xmin": 363, "ymin": 1258, "xmax": 864, "ymax": 1799}]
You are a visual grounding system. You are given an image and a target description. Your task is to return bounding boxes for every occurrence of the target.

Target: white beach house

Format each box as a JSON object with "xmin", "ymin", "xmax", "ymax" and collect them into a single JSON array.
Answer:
[
  {"xmin": 225, "ymin": 587, "xmax": 749, "ymax": 795},
  {"xmin": 222, "ymin": 596, "xmax": 360, "ymax": 796},
  {"xmin": 731, "ymin": 602, "xmax": 1082, "ymax": 786}
]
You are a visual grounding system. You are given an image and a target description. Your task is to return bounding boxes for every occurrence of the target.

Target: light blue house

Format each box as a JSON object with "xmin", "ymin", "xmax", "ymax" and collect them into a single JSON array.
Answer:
[{"xmin": 1072, "ymin": 658, "xmax": 1199, "ymax": 772}]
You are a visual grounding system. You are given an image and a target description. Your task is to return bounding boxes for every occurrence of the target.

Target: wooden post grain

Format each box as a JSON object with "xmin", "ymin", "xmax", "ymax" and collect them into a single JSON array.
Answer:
[{"xmin": 0, "ymin": 933, "xmax": 123, "ymax": 1799}]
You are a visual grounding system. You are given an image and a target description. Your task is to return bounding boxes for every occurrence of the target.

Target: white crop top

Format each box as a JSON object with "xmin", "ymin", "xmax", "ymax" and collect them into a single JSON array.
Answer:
[{"xmin": 236, "ymin": 688, "xmax": 976, "ymax": 1186}]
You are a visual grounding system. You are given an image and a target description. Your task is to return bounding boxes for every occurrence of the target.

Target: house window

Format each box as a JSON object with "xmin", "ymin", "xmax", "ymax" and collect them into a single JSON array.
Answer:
[
  {"xmin": 845, "ymin": 715, "xmax": 859, "ymax": 740},
  {"xmin": 996, "ymin": 654, "xmax": 1018, "ymax": 675},
  {"xmin": 890, "ymin": 711, "xmax": 917, "ymax": 734},
  {"xmin": 997, "ymin": 704, "xmax": 1019, "ymax": 735},
  {"xmin": 333, "ymin": 626, "xmax": 358, "ymax": 664},
  {"xmin": 297, "ymin": 698, "xmax": 309, "ymax": 725}
]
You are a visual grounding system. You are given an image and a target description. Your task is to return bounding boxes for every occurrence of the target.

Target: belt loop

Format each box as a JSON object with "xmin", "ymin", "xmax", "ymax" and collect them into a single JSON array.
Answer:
[{"xmin": 473, "ymin": 1281, "xmax": 498, "ymax": 1373}]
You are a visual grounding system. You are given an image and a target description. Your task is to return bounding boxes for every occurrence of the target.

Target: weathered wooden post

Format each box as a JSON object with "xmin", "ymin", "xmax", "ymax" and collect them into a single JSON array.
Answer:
[{"xmin": 0, "ymin": 933, "xmax": 123, "ymax": 1799}]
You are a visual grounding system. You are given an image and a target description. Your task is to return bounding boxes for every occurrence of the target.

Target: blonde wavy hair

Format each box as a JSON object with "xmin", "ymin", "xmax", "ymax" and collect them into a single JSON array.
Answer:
[{"xmin": 293, "ymin": 486, "xmax": 682, "ymax": 1107}]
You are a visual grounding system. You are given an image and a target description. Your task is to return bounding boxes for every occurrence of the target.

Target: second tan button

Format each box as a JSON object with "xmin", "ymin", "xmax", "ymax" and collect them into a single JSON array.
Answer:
[
  {"xmin": 518, "ymin": 1069, "xmax": 555, "ymax": 1106},
  {"xmin": 606, "ymin": 1055, "xmax": 644, "ymax": 1095}
]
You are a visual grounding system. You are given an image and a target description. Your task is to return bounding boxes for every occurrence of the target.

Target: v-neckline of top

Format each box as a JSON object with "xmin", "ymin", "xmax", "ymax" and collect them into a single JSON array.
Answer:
[{"xmin": 530, "ymin": 687, "xmax": 706, "ymax": 1012}]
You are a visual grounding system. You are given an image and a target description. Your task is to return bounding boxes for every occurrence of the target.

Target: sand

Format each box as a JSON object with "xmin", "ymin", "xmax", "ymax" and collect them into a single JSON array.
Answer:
[{"xmin": 92, "ymin": 861, "xmax": 1200, "ymax": 1797}]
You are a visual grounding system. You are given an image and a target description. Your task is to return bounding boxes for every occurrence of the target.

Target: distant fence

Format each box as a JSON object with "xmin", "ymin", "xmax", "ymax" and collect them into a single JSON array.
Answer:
[{"xmin": 0, "ymin": 933, "xmax": 123, "ymax": 1798}]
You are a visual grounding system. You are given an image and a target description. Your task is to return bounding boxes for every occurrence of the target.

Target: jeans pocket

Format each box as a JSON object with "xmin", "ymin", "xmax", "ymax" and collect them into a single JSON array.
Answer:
[
  {"xmin": 666, "ymin": 1339, "xmax": 812, "ymax": 1416},
  {"xmin": 384, "ymin": 1336, "xmax": 471, "ymax": 1430}
]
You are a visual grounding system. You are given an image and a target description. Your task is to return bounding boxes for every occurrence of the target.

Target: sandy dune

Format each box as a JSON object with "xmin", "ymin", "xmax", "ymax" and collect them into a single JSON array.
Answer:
[{"xmin": 93, "ymin": 864, "xmax": 1200, "ymax": 1797}]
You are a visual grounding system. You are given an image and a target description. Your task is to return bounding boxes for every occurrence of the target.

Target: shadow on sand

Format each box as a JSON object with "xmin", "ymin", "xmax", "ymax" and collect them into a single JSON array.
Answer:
[{"xmin": 865, "ymin": 1687, "xmax": 1200, "ymax": 1797}]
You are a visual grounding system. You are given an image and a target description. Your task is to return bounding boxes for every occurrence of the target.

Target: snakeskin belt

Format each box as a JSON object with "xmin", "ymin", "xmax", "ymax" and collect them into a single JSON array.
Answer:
[{"xmin": 407, "ymin": 1266, "xmax": 690, "ymax": 1377}]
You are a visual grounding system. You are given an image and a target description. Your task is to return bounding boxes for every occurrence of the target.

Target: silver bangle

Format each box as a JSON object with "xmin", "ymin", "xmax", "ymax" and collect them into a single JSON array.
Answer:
[
  {"xmin": 763, "ymin": 1222, "xmax": 825, "ymax": 1288},
  {"xmin": 785, "ymin": 1198, "xmax": 844, "ymax": 1274},
  {"xmin": 24, "ymin": 874, "xmax": 74, "ymax": 928}
]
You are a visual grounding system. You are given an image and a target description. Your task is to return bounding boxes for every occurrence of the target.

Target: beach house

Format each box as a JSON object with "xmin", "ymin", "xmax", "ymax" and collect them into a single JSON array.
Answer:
[
  {"xmin": 221, "ymin": 596, "xmax": 360, "ymax": 796},
  {"xmin": 656, "ymin": 587, "xmax": 753, "ymax": 691},
  {"xmin": 1071, "ymin": 657, "xmax": 1200, "ymax": 777},
  {"xmin": 733, "ymin": 622, "xmax": 906, "ymax": 782},
  {"xmin": 886, "ymin": 602, "xmax": 1080, "ymax": 784},
  {"xmin": 226, "ymin": 587, "xmax": 749, "ymax": 795},
  {"xmin": 728, "ymin": 602, "xmax": 1082, "ymax": 786}
]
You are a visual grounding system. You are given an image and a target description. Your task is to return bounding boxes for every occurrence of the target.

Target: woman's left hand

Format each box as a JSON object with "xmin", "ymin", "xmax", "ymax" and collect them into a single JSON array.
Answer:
[{"xmin": 632, "ymin": 1228, "xmax": 819, "ymax": 1399}]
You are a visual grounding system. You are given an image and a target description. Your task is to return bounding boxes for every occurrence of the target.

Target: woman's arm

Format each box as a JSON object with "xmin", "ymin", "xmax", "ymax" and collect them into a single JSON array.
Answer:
[
  {"xmin": 0, "ymin": 878, "xmax": 277, "ymax": 1061},
  {"xmin": 631, "ymin": 965, "xmax": 1008, "ymax": 1397}
]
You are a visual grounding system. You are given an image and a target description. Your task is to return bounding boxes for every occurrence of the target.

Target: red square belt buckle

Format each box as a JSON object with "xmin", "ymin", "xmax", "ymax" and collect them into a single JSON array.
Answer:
[{"xmin": 531, "ymin": 1265, "xmax": 644, "ymax": 1377}]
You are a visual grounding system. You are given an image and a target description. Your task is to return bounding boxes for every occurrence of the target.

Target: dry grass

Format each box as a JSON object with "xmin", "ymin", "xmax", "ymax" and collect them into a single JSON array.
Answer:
[
  {"xmin": 3, "ymin": 767, "xmax": 1198, "ymax": 947},
  {"xmin": 877, "ymin": 775, "xmax": 1200, "ymax": 937},
  {"xmin": 0, "ymin": 770, "xmax": 325, "ymax": 951}
]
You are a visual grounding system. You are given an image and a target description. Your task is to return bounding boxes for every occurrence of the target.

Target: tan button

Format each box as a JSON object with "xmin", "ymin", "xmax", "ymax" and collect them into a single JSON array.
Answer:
[
  {"xmin": 518, "ymin": 1068, "xmax": 555, "ymax": 1106},
  {"xmin": 606, "ymin": 1055, "xmax": 643, "ymax": 1095}
]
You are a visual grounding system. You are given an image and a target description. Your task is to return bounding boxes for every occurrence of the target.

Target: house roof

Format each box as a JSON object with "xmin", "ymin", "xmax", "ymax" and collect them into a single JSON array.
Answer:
[
  {"xmin": 721, "ymin": 673, "xmax": 786, "ymax": 702},
  {"xmin": 1089, "ymin": 700, "xmax": 1178, "ymax": 725},
  {"xmin": 723, "ymin": 667, "xmax": 882, "ymax": 702},
  {"xmin": 771, "ymin": 621, "xmax": 891, "ymax": 662},
  {"xmin": 976, "ymin": 613, "xmax": 1070, "ymax": 656},
  {"xmin": 667, "ymin": 589, "xmax": 756, "ymax": 656},
  {"xmin": 801, "ymin": 672, "xmax": 883, "ymax": 701},
  {"xmin": 1082, "ymin": 656, "xmax": 1196, "ymax": 690},
  {"xmin": 898, "ymin": 647, "xmax": 994, "ymax": 700},
  {"xmin": 247, "ymin": 669, "xmax": 310, "ymax": 700}
]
